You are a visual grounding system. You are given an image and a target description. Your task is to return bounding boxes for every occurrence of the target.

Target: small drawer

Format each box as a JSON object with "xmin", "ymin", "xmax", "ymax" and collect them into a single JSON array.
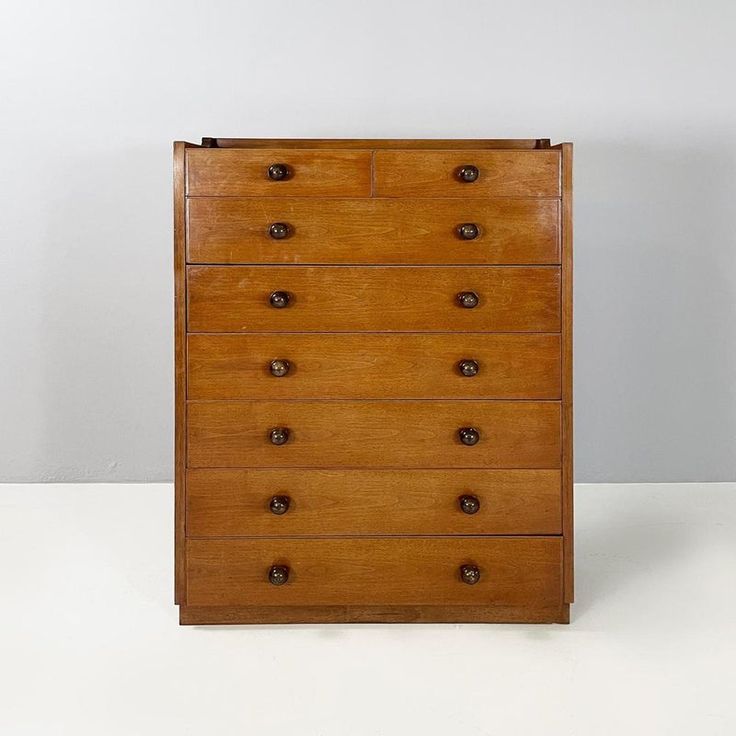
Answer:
[
  {"xmin": 374, "ymin": 150, "xmax": 560, "ymax": 198},
  {"xmin": 186, "ymin": 400, "xmax": 561, "ymax": 469},
  {"xmin": 187, "ymin": 333, "xmax": 561, "ymax": 400},
  {"xmin": 185, "ymin": 536, "xmax": 563, "ymax": 608},
  {"xmin": 186, "ymin": 197, "xmax": 560, "ymax": 265},
  {"xmin": 186, "ymin": 469, "xmax": 562, "ymax": 537},
  {"xmin": 186, "ymin": 148, "xmax": 372, "ymax": 197},
  {"xmin": 186, "ymin": 266, "xmax": 561, "ymax": 333}
]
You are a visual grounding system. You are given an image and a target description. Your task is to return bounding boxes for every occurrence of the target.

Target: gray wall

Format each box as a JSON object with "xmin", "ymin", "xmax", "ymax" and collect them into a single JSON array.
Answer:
[{"xmin": 1, "ymin": 1, "xmax": 735, "ymax": 483}]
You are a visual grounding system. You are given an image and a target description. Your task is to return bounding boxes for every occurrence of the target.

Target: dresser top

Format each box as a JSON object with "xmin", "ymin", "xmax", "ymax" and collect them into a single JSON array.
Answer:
[{"xmin": 188, "ymin": 138, "xmax": 558, "ymax": 150}]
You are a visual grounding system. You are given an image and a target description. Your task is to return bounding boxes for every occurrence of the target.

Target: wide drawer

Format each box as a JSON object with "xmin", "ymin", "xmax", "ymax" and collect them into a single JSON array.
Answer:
[
  {"xmin": 374, "ymin": 150, "xmax": 560, "ymax": 198},
  {"xmin": 186, "ymin": 469, "xmax": 562, "ymax": 537},
  {"xmin": 186, "ymin": 536, "xmax": 563, "ymax": 607},
  {"xmin": 187, "ymin": 266, "xmax": 561, "ymax": 333},
  {"xmin": 186, "ymin": 148, "xmax": 372, "ymax": 197},
  {"xmin": 186, "ymin": 400, "xmax": 561, "ymax": 468},
  {"xmin": 187, "ymin": 333, "xmax": 561, "ymax": 400},
  {"xmin": 187, "ymin": 198, "xmax": 560, "ymax": 265}
]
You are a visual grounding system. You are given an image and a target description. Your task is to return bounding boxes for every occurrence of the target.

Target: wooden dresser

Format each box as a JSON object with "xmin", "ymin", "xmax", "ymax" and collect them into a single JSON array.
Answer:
[{"xmin": 174, "ymin": 138, "xmax": 573, "ymax": 624}]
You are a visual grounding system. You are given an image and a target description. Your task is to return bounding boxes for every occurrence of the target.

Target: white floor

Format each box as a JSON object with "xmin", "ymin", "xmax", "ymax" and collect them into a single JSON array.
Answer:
[{"xmin": 0, "ymin": 482, "xmax": 734, "ymax": 735}]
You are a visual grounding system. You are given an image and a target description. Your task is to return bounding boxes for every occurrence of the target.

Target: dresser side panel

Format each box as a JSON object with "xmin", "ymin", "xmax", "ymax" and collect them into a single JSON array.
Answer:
[
  {"xmin": 174, "ymin": 141, "xmax": 190, "ymax": 604},
  {"xmin": 557, "ymin": 141, "xmax": 574, "ymax": 603}
]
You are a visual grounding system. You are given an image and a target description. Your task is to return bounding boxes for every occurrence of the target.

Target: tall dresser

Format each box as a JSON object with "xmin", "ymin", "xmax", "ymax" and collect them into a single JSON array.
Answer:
[{"xmin": 174, "ymin": 138, "xmax": 573, "ymax": 624}]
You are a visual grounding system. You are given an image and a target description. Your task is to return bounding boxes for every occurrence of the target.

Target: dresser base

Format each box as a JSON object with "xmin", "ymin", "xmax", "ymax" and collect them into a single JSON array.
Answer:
[{"xmin": 179, "ymin": 604, "xmax": 570, "ymax": 625}]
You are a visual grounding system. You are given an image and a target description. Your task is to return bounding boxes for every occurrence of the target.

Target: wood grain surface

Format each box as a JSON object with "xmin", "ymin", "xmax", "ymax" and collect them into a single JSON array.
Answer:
[
  {"xmin": 204, "ymin": 138, "xmax": 551, "ymax": 150},
  {"xmin": 374, "ymin": 150, "xmax": 561, "ymax": 198},
  {"xmin": 186, "ymin": 400, "xmax": 561, "ymax": 469},
  {"xmin": 186, "ymin": 468, "xmax": 561, "ymax": 537},
  {"xmin": 186, "ymin": 197, "xmax": 560, "ymax": 265},
  {"xmin": 556, "ymin": 141, "xmax": 575, "ymax": 603},
  {"xmin": 186, "ymin": 148, "xmax": 372, "ymax": 197},
  {"xmin": 186, "ymin": 536, "xmax": 563, "ymax": 608},
  {"xmin": 175, "ymin": 138, "xmax": 573, "ymax": 624},
  {"xmin": 180, "ymin": 603, "xmax": 570, "ymax": 624},
  {"xmin": 187, "ymin": 333, "xmax": 561, "ymax": 400},
  {"xmin": 186, "ymin": 266, "xmax": 561, "ymax": 333},
  {"xmin": 173, "ymin": 142, "xmax": 189, "ymax": 604}
]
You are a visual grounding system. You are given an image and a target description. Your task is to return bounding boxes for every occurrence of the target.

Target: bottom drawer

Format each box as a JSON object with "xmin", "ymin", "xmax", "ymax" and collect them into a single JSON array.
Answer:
[{"xmin": 186, "ymin": 537, "xmax": 562, "ymax": 608}]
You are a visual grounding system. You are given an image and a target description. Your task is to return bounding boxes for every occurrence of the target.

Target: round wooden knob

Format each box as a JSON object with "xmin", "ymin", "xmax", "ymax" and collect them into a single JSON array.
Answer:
[
  {"xmin": 269, "ymin": 291, "xmax": 291, "ymax": 308},
  {"xmin": 460, "ymin": 564, "xmax": 481, "ymax": 584},
  {"xmin": 458, "ymin": 427, "xmax": 480, "ymax": 446},
  {"xmin": 268, "ymin": 565, "xmax": 290, "ymax": 585},
  {"xmin": 268, "ymin": 163, "xmax": 289, "ymax": 181},
  {"xmin": 457, "ymin": 165, "xmax": 479, "ymax": 182},
  {"xmin": 269, "ymin": 359, "xmax": 290, "ymax": 377},
  {"xmin": 269, "ymin": 427, "xmax": 290, "ymax": 445},
  {"xmin": 458, "ymin": 359, "xmax": 479, "ymax": 377},
  {"xmin": 458, "ymin": 223, "xmax": 479, "ymax": 240},
  {"xmin": 269, "ymin": 495, "xmax": 291, "ymax": 515},
  {"xmin": 269, "ymin": 222, "xmax": 290, "ymax": 239},
  {"xmin": 459, "ymin": 494, "xmax": 481, "ymax": 514},
  {"xmin": 457, "ymin": 291, "xmax": 479, "ymax": 309}
]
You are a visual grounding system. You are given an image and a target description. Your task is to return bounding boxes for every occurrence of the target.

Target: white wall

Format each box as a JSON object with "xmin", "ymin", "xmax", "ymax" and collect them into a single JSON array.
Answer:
[{"xmin": 1, "ymin": 0, "xmax": 735, "ymax": 482}]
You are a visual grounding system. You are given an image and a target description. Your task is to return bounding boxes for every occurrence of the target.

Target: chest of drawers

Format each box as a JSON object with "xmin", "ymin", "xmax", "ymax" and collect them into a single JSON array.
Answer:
[{"xmin": 174, "ymin": 138, "xmax": 573, "ymax": 624}]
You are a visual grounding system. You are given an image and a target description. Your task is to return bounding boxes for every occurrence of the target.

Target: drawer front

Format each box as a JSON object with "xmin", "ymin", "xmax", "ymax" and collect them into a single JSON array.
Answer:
[
  {"xmin": 186, "ymin": 469, "xmax": 562, "ymax": 537},
  {"xmin": 187, "ymin": 198, "xmax": 560, "ymax": 265},
  {"xmin": 186, "ymin": 400, "xmax": 561, "ymax": 469},
  {"xmin": 187, "ymin": 333, "xmax": 561, "ymax": 400},
  {"xmin": 374, "ymin": 150, "xmax": 560, "ymax": 198},
  {"xmin": 186, "ymin": 536, "xmax": 563, "ymax": 607},
  {"xmin": 187, "ymin": 266, "xmax": 561, "ymax": 333},
  {"xmin": 186, "ymin": 149, "xmax": 372, "ymax": 197}
]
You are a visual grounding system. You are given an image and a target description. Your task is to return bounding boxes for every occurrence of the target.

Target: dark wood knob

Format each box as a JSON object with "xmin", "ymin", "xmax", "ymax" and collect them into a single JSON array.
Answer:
[
  {"xmin": 458, "ymin": 359, "xmax": 479, "ymax": 377},
  {"xmin": 269, "ymin": 291, "xmax": 291, "ymax": 308},
  {"xmin": 268, "ymin": 163, "xmax": 289, "ymax": 181},
  {"xmin": 268, "ymin": 565, "xmax": 290, "ymax": 585},
  {"xmin": 269, "ymin": 427, "xmax": 290, "ymax": 445},
  {"xmin": 459, "ymin": 494, "xmax": 481, "ymax": 514},
  {"xmin": 269, "ymin": 495, "xmax": 291, "ymax": 515},
  {"xmin": 457, "ymin": 291, "xmax": 479, "ymax": 309},
  {"xmin": 457, "ymin": 223, "xmax": 479, "ymax": 240},
  {"xmin": 269, "ymin": 359, "xmax": 290, "ymax": 377},
  {"xmin": 457, "ymin": 165, "xmax": 479, "ymax": 183},
  {"xmin": 458, "ymin": 427, "xmax": 480, "ymax": 446},
  {"xmin": 460, "ymin": 564, "xmax": 481, "ymax": 585},
  {"xmin": 269, "ymin": 222, "xmax": 290, "ymax": 240}
]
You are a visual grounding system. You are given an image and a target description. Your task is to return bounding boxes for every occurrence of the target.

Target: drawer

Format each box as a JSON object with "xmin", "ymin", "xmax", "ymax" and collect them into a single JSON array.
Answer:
[
  {"xmin": 187, "ymin": 198, "xmax": 560, "ymax": 265},
  {"xmin": 374, "ymin": 150, "xmax": 560, "ymax": 198},
  {"xmin": 186, "ymin": 400, "xmax": 561, "ymax": 469},
  {"xmin": 186, "ymin": 469, "xmax": 562, "ymax": 537},
  {"xmin": 186, "ymin": 149, "xmax": 372, "ymax": 197},
  {"xmin": 187, "ymin": 333, "xmax": 561, "ymax": 400},
  {"xmin": 186, "ymin": 536, "xmax": 563, "ymax": 607},
  {"xmin": 187, "ymin": 266, "xmax": 561, "ymax": 333}
]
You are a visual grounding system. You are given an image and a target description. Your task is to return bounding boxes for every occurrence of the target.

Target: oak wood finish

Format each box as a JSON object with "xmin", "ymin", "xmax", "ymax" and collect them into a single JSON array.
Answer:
[
  {"xmin": 186, "ymin": 400, "xmax": 561, "ymax": 469},
  {"xmin": 173, "ymin": 142, "xmax": 189, "ymax": 604},
  {"xmin": 204, "ymin": 138, "xmax": 552, "ymax": 150},
  {"xmin": 174, "ymin": 138, "xmax": 573, "ymax": 625},
  {"xmin": 187, "ymin": 333, "xmax": 561, "ymax": 400},
  {"xmin": 180, "ymin": 603, "xmax": 569, "ymax": 624},
  {"xmin": 186, "ymin": 469, "xmax": 561, "ymax": 537},
  {"xmin": 186, "ymin": 537, "xmax": 563, "ymax": 608},
  {"xmin": 187, "ymin": 149, "xmax": 372, "ymax": 197},
  {"xmin": 555, "ymin": 142, "xmax": 575, "ymax": 603},
  {"xmin": 186, "ymin": 197, "xmax": 560, "ymax": 265},
  {"xmin": 187, "ymin": 265, "xmax": 561, "ymax": 333},
  {"xmin": 374, "ymin": 150, "xmax": 561, "ymax": 198}
]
